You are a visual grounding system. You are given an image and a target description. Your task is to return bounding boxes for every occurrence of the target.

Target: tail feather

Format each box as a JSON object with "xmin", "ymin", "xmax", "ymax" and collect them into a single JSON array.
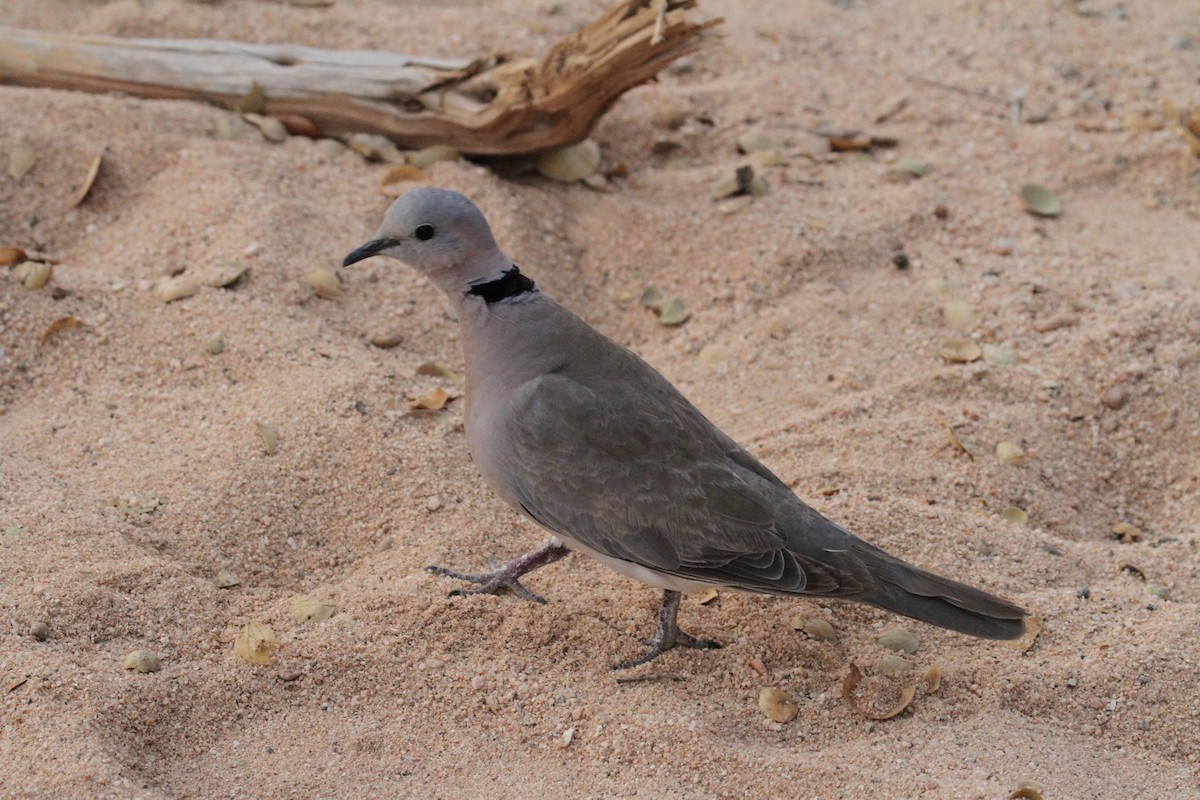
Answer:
[{"xmin": 855, "ymin": 548, "xmax": 1026, "ymax": 640}]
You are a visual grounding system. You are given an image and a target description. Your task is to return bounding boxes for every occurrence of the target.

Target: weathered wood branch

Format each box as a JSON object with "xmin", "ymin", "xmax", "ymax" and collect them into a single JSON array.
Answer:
[{"xmin": 0, "ymin": 0, "xmax": 718, "ymax": 155}]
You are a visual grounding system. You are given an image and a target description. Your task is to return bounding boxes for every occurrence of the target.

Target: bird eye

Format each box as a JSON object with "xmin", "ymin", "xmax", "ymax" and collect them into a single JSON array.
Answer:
[{"xmin": 414, "ymin": 224, "xmax": 436, "ymax": 241}]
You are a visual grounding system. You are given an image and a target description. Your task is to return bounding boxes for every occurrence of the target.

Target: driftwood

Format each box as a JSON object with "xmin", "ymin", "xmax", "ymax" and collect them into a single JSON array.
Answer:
[{"xmin": 0, "ymin": 0, "xmax": 718, "ymax": 155}]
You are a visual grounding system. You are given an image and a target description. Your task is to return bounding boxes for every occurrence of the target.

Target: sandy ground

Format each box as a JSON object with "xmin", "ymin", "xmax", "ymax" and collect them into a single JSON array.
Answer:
[{"xmin": 3, "ymin": 0, "xmax": 1200, "ymax": 798}]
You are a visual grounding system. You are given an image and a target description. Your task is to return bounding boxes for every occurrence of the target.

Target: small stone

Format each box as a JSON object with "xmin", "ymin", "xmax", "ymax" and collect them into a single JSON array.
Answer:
[
  {"xmin": 1101, "ymin": 385, "xmax": 1128, "ymax": 410},
  {"xmin": 1111, "ymin": 522, "xmax": 1141, "ymax": 543},
  {"xmin": 29, "ymin": 621, "xmax": 49, "ymax": 641},
  {"xmin": 1033, "ymin": 312, "xmax": 1079, "ymax": 333},
  {"xmin": 875, "ymin": 653, "xmax": 916, "ymax": 675},
  {"xmin": 559, "ymin": 726, "xmax": 575, "ymax": 748},
  {"xmin": 123, "ymin": 649, "xmax": 162, "ymax": 673},
  {"xmin": 933, "ymin": 204, "xmax": 950, "ymax": 219},
  {"xmin": 426, "ymin": 496, "xmax": 443, "ymax": 512},
  {"xmin": 1066, "ymin": 677, "xmax": 1078, "ymax": 688},
  {"xmin": 155, "ymin": 275, "xmax": 201, "ymax": 303},
  {"xmin": 982, "ymin": 344, "xmax": 1019, "ymax": 365},
  {"xmin": 370, "ymin": 332, "xmax": 404, "ymax": 349},
  {"xmin": 534, "ymin": 140, "xmax": 599, "ymax": 182},
  {"xmin": 17, "ymin": 261, "xmax": 52, "ymax": 289},
  {"xmin": 877, "ymin": 627, "xmax": 919, "ymax": 654},
  {"xmin": 204, "ymin": 333, "xmax": 225, "ymax": 354},
  {"xmin": 757, "ymin": 687, "xmax": 799, "ymax": 723},
  {"xmin": 995, "ymin": 441, "xmax": 1026, "ymax": 466},
  {"xmin": 736, "ymin": 131, "xmax": 779, "ymax": 154},
  {"xmin": 1145, "ymin": 583, "xmax": 1169, "ymax": 600}
]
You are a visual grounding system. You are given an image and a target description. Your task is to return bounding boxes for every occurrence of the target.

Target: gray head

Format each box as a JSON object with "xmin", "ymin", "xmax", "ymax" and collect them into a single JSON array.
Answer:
[{"xmin": 343, "ymin": 188, "xmax": 510, "ymax": 288}]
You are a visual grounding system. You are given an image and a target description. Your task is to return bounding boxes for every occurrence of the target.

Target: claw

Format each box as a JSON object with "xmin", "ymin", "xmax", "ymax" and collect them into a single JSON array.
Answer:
[
  {"xmin": 613, "ymin": 589, "xmax": 722, "ymax": 670},
  {"xmin": 425, "ymin": 543, "xmax": 569, "ymax": 605}
]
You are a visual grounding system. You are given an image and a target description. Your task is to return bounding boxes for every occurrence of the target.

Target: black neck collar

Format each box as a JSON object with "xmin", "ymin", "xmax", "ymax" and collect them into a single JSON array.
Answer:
[{"xmin": 466, "ymin": 265, "xmax": 536, "ymax": 303}]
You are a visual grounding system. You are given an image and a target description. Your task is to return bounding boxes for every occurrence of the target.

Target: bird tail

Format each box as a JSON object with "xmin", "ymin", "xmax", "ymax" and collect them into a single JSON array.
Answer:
[{"xmin": 852, "ymin": 546, "xmax": 1026, "ymax": 640}]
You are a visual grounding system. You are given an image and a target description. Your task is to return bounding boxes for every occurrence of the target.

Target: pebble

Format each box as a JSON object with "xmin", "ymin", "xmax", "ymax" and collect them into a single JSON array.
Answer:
[
  {"xmin": 29, "ymin": 621, "xmax": 49, "ymax": 641},
  {"xmin": 426, "ymin": 496, "xmax": 443, "ymax": 512},
  {"xmin": 1033, "ymin": 312, "xmax": 1079, "ymax": 333},
  {"xmin": 1002, "ymin": 506, "xmax": 1029, "ymax": 525},
  {"xmin": 877, "ymin": 627, "xmax": 919, "ymax": 654},
  {"xmin": 1101, "ymin": 385, "xmax": 1128, "ymax": 410},
  {"xmin": 204, "ymin": 333, "xmax": 225, "ymax": 355},
  {"xmin": 213, "ymin": 569, "xmax": 240, "ymax": 588},
  {"xmin": 123, "ymin": 649, "xmax": 162, "ymax": 673}
]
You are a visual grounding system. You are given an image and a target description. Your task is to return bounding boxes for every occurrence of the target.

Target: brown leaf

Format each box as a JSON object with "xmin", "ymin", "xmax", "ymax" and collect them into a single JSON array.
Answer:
[
  {"xmin": 0, "ymin": 246, "xmax": 27, "ymax": 267},
  {"xmin": 276, "ymin": 113, "xmax": 318, "ymax": 138},
  {"xmin": 1011, "ymin": 616, "xmax": 1043, "ymax": 654},
  {"xmin": 41, "ymin": 317, "xmax": 87, "ymax": 343},
  {"xmin": 71, "ymin": 149, "xmax": 105, "ymax": 207},
  {"xmin": 237, "ymin": 82, "xmax": 266, "ymax": 114},
  {"xmin": 841, "ymin": 663, "xmax": 917, "ymax": 721},
  {"xmin": 410, "ymin": 387, "xmax": 456, "ymax": 411},
  {"xmin": 1008, "ymin": 785, "xmax": 1045, "ymax": 800}
]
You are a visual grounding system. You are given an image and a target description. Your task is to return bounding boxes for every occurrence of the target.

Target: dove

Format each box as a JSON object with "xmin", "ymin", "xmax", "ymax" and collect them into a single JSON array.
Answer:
[{"xmin": 344, "ymin": 188, "xmax": 1026, "ymax": 669}]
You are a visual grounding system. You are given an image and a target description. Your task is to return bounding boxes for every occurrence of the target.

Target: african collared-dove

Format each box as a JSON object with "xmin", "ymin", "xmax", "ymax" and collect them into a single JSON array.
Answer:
[{"xmin": 344, "ymin": 188, "xmax": 1026, "ymax": 669}]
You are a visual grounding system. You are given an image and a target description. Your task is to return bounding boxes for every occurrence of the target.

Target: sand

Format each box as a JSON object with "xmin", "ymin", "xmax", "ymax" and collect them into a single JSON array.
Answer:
[{"xmin": 3, "ymin": 1, "xmax": 1200, "ymax": 798}]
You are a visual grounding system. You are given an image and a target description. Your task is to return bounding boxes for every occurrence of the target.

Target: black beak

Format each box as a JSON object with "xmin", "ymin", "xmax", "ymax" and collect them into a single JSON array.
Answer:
[{"xmin": 342, "ymin": 237, "xmax": 401, "ymax": 267}]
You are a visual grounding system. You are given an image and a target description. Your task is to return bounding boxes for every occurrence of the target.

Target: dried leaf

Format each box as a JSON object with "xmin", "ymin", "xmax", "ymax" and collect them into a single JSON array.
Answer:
[
  {"xmin": 757, "ymin": 687, "xmax": 798, "ymax": 723},
  {"xmin": 657, "ymin": 297, "xmax": 690, "ymax": 326},
  {"xmin": 40, "ymin": 317, "xmax": 86, "ymax": 343},
  {"xmin": 939, "ymin": 337, "xmax": 982, "ymax": 363},
  {"xmin": 841, "ymin": 663, "xmax": 917, "ymax": 720},
  {"xmin": 243, "ymin": 113, "xmax": 288, "ymax": 143},
  {"xmin": 8, "ymin": 143, "xmax": 36, "ymax": 181},
  {"xmin": 995, "ymin": 441, "xmax": 1026, "ymax": 466},
  {"xmin": 0, "ymin": 246, "xmax": 27, "ymax": 267},
  {"xmin": 70, "ymin": 149, "xmax": 105, "ymax": 207},
  {"xmin": 155, "ymin": 274, "xmax": 201, "ymax": 303},
  {"xmin": 17, "ymin": 261, "xmax": 52, "ymax": 289},
  {"xmin": 1008, "ymin": 784, "xmax": 1045, "ymax": 800},
  {"xmin": 407, "ymin": 145, "xmax": 458, "ymax": 169},
  {"xmin": 1002, "ymin": 506, "xmax": 1028, "ymax": 525},
  {"xmin": 276, "ymin": 113, "xmax": 319, "ymax": 137},
  {"xmin": 256, "ymin": 421, "xmax": 279, "ymax": 455},
  {"xmin": 1019, "ymin": 183, "xmax": 1062, "ymax": 217},
  {"xmin": 122, "ymin": 649, "xmax": 161, "ymax": 673},
  {"xmin": 234, "ymin": 621, "xmax": 277, "ymax": 666},
  {"xmin": 1111, "ymin": 522, "xmax": 1142, "ymax": 542},
  {"xmin": 202, "ymin": 260, "xmax": 248, "ymax": 288},
  {"xmin": 535, "ymin": 139, "xmax": 600, "ymax": 182},
  {"xmin": 305, "ymin": 267, "xmax": 342, "ymax": 299},
  {"xmin": 924, "ymin": 662, "xmax": 942, "ymax": 692},
  {"xmin": 945, "ymin": 425, "xmax": 974, "ymax": 459},
  {"xmin": 380, "ymin": 163, "xmax": 428, "ymax": 196},
  {"xmin": 291, "ymin": 596, "xmax": 336, "ymax": 623},
  {"xmin": 410, "ymin": 387, "xmax": 454, "ymax": 411},
  {"xmin": 237, "ymin": 82, "xmax": 266, "ymax": 114},
  {"xmin": 1011, "ymin": 616, "xmax": 1043, "ymax": 654}
]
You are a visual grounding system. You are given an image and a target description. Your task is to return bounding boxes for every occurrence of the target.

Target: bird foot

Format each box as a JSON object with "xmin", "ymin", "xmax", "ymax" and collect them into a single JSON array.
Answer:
[
  {"xmin": 425, "ymin": 542, "xmax": 569, "ymax": 605},
  {"xmin": 613, "ymin": 589, "xmax": 722, "ymax": 670}
]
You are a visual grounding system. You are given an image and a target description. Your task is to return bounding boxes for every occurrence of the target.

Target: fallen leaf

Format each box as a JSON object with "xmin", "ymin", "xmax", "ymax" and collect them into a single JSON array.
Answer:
[
  {"xmin": 1008, "ymin": 784, "xmax": 1045, "ymax": 800},
  {"xmin": 234, "ymin": 622, "xmax": 277, "ymax": 666},
  {"xmin": 237, "ymin": 82, "xmax": 266, "ymax": 114},
  {"xmin": 757, "ymin": 687, "xmax": 798, "ymax": 723},
  {"xmin": 945, "ymin": 425, "xmax": 974, "ymax": 459},
  {"xmin": 70, "ymin": 149, "xmax": 105, "ymax": 207},
  {"xmin": 291, "ymin": 596, "xmax": 336, "ymax": 623},
  {"xmin": 1011, "ymin": 616, "xmax": 1043, "ymax": 654},
  {"xmin": 841, "ymin": 663, "xmax": 917, "ymax": 720},
  {"xmin": 0, "ymin": 246, "xmax": 27, "ymax": 267},
  {"xmin": 256, "ymin": 421, "xmax": 279, "ymax": 455},
  {"xmin": 410, "ymin": 387, "xmax": 455, "ymax": 411},
  {"xmin": 41, "ymin": 317, "xmax": 87, "ymax": 343},
  {"xmin": 8, "ymin": 143, "xmax": 36, "ymax": 181},
  {"xmin": 1019, "ymin": 183, "xmax": 1062, "ymax": 217}
]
